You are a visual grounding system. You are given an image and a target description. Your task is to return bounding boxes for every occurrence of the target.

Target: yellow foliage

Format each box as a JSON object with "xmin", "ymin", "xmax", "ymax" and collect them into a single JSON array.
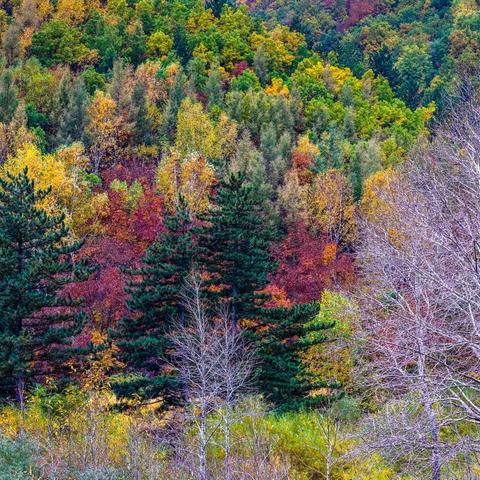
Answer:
[
  {"xmin": 55, "ymin": 0, "xmax": 86, "ymax": 24},
  {"xmin": 251, "ymin": 25, "xmax": 304, "ymax": 71},
  {"xmin": 2, "ymin": 143, "xmax": 108, "ymax": 238},
  {"xmin": 156, "ymin": 149, "xmax": 216, "ymax": 215},
  {"xmin": 307, "ymin": 169, "xmax": 356, "ymax": 244},
  {"xmin": 0, "ymin": 105, "xmax": 38, "ymax": 163},
  {"xmin": 175, "ymin": 98, "xmax": 236, "ymax": 160},
  {"xmin": 146, "ymin": 30, "xmax": 173, "ymax": 59},
  {"xmin": 36, "ymin": 0, "xmax": 53, "ymax": 20},
  {"xmin": 192, "ymin": 42, "xmax": 216, "ymax": 65},
  {"xmin": 296, "ymin": 134, "xmax": 320, "ymax": 157},
  {"xmin": 360, "ymin": 167, "xmax": 396, "ymax": 223},
  {"xmin": 86, "ymin": 90, "xmax": 122, "ymax": 172},
  {"xmin": 18, "ymin": 26, "xmax": 34, "ymax": 57},
  {"xmin": 265, "ymin": 77, "xmax": 290, "ymax": 97},
  {"xmin": 301, "ymin": 290, "xmax": 358, "ymax": 392}
]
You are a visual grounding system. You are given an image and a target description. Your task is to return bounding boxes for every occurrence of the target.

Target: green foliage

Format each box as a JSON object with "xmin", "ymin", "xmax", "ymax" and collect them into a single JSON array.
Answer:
[
  {"xmin": 252, "ymin": 302, "xmax": 339, "ymax": 410},
  {"xmin": 0, "ymin": 436, "xmax": 39, "ymax": 480},
  {"xmin": 197, "ymin": 172, "xmax": 276, "ymax": 327},
  {"xmin": 0, "ymin": 169, "xmax": 90, "ymax": 400},
  {"xmin": 30, "ymin": 20, "xmax": 93, "ymax": 67},
  {"xmin": 0, "ymin": 70, "xmax": 18, "ymax": 124},
  {"xmin": 114, "ymin": 199, "xmax": 193, "ymax": 404}
]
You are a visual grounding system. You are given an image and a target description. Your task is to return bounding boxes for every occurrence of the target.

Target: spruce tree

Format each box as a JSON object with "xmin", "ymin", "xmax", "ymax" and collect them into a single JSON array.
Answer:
[
  {"xmin": 0, "ymin": 70, "xmax": 19, "ymax": 124},
  {"xmin": 252, "ymin": 302, "xmax": 339, "ymax": 410},
  {"xmin": 130, "ymin": 80, "xmax": 154, "ymax": 146},
  {"xmin": 56, "ymin": 77, "xmax": 88, "ymax": 147},
  {"xmin": 160, "ymin": 67, "xmax": 186, "ymax": 143},
  {"xmin": 114, "ymin": 199, "xmax": 193, "ymax": 404},
  {"xmin": 197, "ymin": 172, "xmax": 337, "ymax": 409},
  {"xmin": 197, "ymin": 172, "xmax": 276, "ymax": 329},
  {"xmin": 0, "ymin": 169, "xmax": 90, "ymax": 402}
]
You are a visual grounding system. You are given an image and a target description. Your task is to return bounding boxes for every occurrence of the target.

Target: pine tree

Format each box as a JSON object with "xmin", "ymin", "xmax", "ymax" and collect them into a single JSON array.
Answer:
[
  {"xmin": 205, "ymin": 0, "xmax": 235, "ymax": 17},
  {"xmin": 0, "ymin": 70, "xmax": 19, "ymax": 124},
  {"xmin": 114, "ymin": 199, "xmax": 194, "ymax": 404},
  {"xmin": 252, "ymin": 302, "xmax": 340, "ymax": 410},
  {"xmin": 205, "ymin": 66, "xmax": 224, "ymax": 109},
  {"xmin": 56, "ymin": 77, "xmax": 88, "ymax": 147},
  {"xmin": 160, "ymin": 67, "xmax": 186, "ymax": 143},
  {"xmin": 0, "ymin": 169, "xmax": 90, "ymax": 402},
  {"xmin": 197, "ymin": 172, "xmax": 276, "ymax": 329},
  {"xmin": 130, "ymin": 80, "xmax": 154, "ymax": 146}
]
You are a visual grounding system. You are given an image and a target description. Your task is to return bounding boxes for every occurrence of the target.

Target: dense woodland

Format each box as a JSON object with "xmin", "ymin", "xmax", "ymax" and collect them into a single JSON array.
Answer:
[{"xmin": 0, "ymin": 0, "xmax": 479, "ymax": 478}]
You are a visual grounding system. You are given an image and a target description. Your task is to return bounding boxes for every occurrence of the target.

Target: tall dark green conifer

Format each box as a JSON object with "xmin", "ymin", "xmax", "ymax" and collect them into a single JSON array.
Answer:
[
  {"xmin": 114, "ymin": 199, "xmax": 193, "ymax": 404},
  {"xmin": 0, "ymin": 70, "xmax": 19, "ymax": 124},
  {"xmin": 0, "ymin": 169, "xmax": 89, "ymax": 402},
  {"xmin": 198, "ymin": 172, "xmax": 337, "ymax": 410},
  {"xmin": 252, "ymin": 302, "xmax": 339, "ymax": 410},
  {"xmin": 55, "ymin": 77, "xmax": 88, "ymax": 147},
  {"xmin": 197, "ymin": 172, "xmax": 276, "ymax": 329},
  {"xmin": 130, "ymin": 80, "xmax": 154, "ymax": 146}
]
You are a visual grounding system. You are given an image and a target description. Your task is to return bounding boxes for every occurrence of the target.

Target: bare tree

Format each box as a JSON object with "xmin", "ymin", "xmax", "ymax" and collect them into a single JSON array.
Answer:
[
  {"xmin": 170, "ymin": 274, "xmax": 253, "ymax": 480},
  {"xmin": 216, "ymin": 304, "xmax": 254, "ymax": 480},
  {"xmin": 356, "ymin": 102, "xmax": 480, "ymax": 477}
]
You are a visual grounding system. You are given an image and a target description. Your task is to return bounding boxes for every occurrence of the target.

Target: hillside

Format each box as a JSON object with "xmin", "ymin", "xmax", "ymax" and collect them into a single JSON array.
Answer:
[{"xmin": 0, "ymin": 0, "xmax": 479, "ymax": 478}]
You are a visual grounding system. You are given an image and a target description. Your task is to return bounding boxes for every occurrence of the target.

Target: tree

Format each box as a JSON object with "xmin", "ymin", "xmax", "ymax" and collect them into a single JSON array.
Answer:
[
  {"xmin": 0, "ymin": 169, "xmax": 90, "ymax": 403},
  {"xmin": 356, "ymin": 111, "xmax": 480, "ymax": 477},
  {"xmin": 55, "ymin": 77, "xmax": 89, "ymax": 147},
  {"xmin": 160, "ymin": 66, "xmax": 186, "ymax": 143},
  {"xmin": 0, "ymin": 70, "xmax": 19, "ymax": 124},
  {"xmin": 175, "ymin": 97, "xmax": 226, "ymax": 160},
  {"xmin": 197, "ymin": 172, "xmax": 276, "ymax": 329},
  {"xmin": 170, "ymin": 274, "xmax": 253, "ymax": 480},
  {"xmin": 270, "ymin": 222, "xmax": 354, "ymax": 304},
  {"xmin": 2, "ymin": 142, "xmax": 108, "ymax": 239},
  {"xmin": 156, "ymin": 150, "xmax": 216, "ymax": 216},
  {"xmin": 394, "ymin": 44, "xmax": 433, "ymax": 108},
  {"xmin": 130, "ymin": 80, "xmax": 154, "ymax": 146},
  {"xmin": 86, "ymin": 91, "xmax": 121, "ymax": 173},
  {"xmin": 113, "ymin": 199, "xmax": 194, "ymax": 404},
  {"xmin": 30, "ymin": 20, "xmax": 93, "ymax": 67},
  {"xmin": 252, "ymin": 301, "xmax": 338, "ymax": 410}
]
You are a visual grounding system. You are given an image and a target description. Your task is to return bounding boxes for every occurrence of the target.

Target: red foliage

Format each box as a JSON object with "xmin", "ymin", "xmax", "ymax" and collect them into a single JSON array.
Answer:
[
  {"xmin": 269, "ymin": 222, "xmax": 354, "ymax": 304},
  {"xmin": 72, "ymin": 238, "xmax": 139, "ymax": 327},
  {"xmin": 69, "ymin": 166, "xmax": 165, "ymax": 329},
  {"xmin": 232, "ymin": 61, "xmax": 249, "ymax": 76},
  {"xmin": 291, "ymin": 151, "xmax": 315, "ymax": 185},
  {"xmin": 340, "ymin": 0, "xmax": 380, "ymax": 30}
]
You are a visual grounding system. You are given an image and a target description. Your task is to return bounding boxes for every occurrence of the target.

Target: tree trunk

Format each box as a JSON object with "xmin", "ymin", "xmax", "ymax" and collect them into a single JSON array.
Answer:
[{"xmin": 199, "ymin": 398, "xmax": 208, "ymax": 480}]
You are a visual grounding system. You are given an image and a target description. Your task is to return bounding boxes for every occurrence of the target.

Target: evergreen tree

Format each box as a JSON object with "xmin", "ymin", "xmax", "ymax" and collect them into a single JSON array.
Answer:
[
  {"xmin": 0, "ymin": 70, "xmax": 19, "ymax": 124},
  {"xmin": 205, "ymin": 66, "xmax": 224, "ymax": 109},
  {"xmin": 197, "ymin": 172, "xmax": 276, "ymax": 329},
  {"xmin": 56, "ymin": 77, "xmax": 88, "ymax": 147},
  {"xmin": 0, "ymin": 169, "xmax": 90, "ymax": 402},
  {"xmin": 160, "ymin": 67, "xmax": 186, "ymax": 143},
  {"xmin": 130, "ymin": 80, "xmax": 154, "ymax": 146},
  {"xmin": 252, "ymin": 302, "xmax": 340, "ymax": 410},
  {"xmin": 206, "ymin": 0, "xmax": 235, "ymax": 17},
  {"xmin": 51, "ymin": 71, "xmax": 72, "ymax": 147},
  {"xmin": 114, "ymin": 199, "xmax": 193, "ymax": 404}
]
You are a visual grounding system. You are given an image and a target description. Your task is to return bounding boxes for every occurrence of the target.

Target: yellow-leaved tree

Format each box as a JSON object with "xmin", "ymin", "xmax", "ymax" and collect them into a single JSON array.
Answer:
[
  {"xmin": 55, "ymin": 0, "xmax": 86, "ymax": 25},
  {"xmin": 2, "ymin": 143, "xmax": 108, "ymax": 238},
  {"xmin": 156, "ymin": 149, "xmax": 216, "ymax": 215},
  {"xmin": 307, "ymin": 169, "xmax": 356, "ymax": 245},
  {"xmin": 175, "ymin": 98, "xmax": 237, "ymax": 160},
  {"xmin": 86, "ymin": 90, "xmax": 122, "ymax": 173}
]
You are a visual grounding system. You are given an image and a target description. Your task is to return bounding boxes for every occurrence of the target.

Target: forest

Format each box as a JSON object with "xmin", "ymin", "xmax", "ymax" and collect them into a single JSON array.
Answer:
[{"xmin": 0, "ymin": 0, "xmax": 479, "ymax": 478}]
